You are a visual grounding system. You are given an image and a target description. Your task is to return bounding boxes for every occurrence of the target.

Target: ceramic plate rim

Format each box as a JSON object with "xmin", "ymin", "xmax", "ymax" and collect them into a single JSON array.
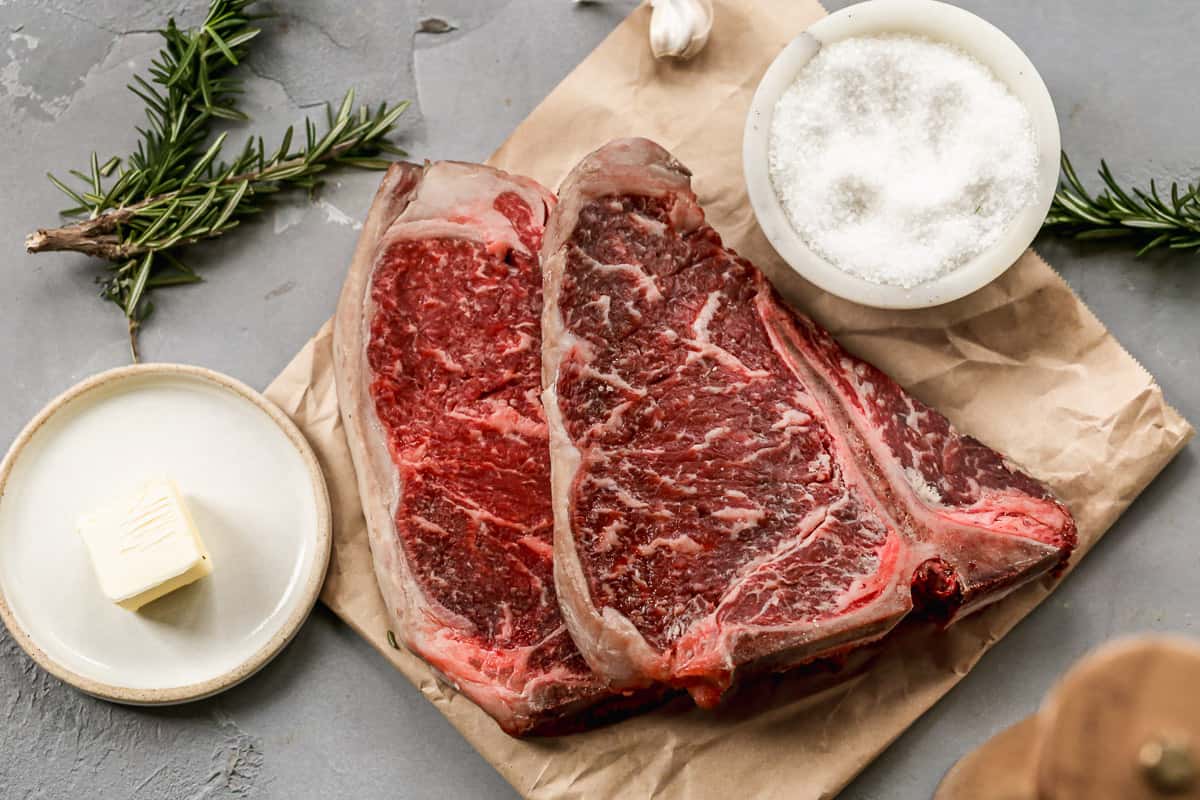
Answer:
[
  {"xmin": 743, "ymin": 0, "xmax": 1062, "ymax": 309},
  {"xmin": 0, "ymin": 363, "xmax": 332, "ymax": 705}
]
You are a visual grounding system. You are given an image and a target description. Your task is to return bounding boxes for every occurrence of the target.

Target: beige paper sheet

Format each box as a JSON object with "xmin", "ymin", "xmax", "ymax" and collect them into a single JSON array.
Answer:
[{"xmin": 264, "ymin": 2, "xmax": 1194, "ymax": 797}]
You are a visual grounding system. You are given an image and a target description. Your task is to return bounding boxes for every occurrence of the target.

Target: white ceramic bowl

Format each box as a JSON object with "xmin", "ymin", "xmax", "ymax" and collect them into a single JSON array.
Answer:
[{"xmin": 743, "ymin": 0, "xmax": 1060, "ymax": 309}]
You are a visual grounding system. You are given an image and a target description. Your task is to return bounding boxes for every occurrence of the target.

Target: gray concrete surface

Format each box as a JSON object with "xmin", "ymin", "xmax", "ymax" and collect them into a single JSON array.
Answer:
[{"xmin": 0, "ymin": 1, "xmax": 1196, "ymax": 798}]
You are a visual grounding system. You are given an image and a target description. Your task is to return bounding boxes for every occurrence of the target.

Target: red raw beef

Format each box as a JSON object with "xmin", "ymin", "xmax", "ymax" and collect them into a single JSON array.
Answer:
[
  {"xmin": 333, "ymin": 161, "xmax": 613, "ymax": 735},
  {"xmin": 540, "ymin": 139, "xmax": 1076, "ymax": 707}
]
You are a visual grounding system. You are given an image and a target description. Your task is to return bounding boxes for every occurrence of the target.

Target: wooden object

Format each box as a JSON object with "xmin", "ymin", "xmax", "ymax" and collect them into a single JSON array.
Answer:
[{"xmin": 937, "ymin": 637, "xmax": 1200, "ymax": 800}]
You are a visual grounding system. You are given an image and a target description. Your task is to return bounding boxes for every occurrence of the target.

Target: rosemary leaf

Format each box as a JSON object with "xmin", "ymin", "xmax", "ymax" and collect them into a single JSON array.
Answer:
[
  {"xmin": 46, "ymin": 173, "xmax": 87, "ymax": 207},
  {"xmin": 125, "ymin": 252, "xmax": 155, "ymax": 318}
]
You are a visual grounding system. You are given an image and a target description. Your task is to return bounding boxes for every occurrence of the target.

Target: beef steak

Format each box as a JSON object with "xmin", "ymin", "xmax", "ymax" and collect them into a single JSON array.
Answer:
[
  {"xmin": 333, "ymin": 161, "xmax": 611, "ymax": 735},
  {"xmin": 540, "ymin": 138, "xmax": 1077, "ymax": 706}
]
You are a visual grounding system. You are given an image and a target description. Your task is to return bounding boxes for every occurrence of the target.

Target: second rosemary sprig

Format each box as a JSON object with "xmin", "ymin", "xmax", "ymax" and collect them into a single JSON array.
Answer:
[{"xmin": 1044, "ymin": 153, "xmax": 1200, "ymax": 257}]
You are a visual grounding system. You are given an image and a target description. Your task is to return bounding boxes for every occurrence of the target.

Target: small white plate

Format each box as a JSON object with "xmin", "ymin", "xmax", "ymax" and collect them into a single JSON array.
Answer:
[
  {"xmin": 743, "ymin": 0, "xmax": 1061, "ymax": 309},
  {"xmin": 0, "ymin": 364, "xmax": 331, "ymax": 704}
]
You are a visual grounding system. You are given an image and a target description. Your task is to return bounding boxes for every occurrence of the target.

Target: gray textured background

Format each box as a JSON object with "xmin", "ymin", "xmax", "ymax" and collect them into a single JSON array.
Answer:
[{"xmin": 1, "ymin": 1, "xmax": 1196, "ymax": 798}]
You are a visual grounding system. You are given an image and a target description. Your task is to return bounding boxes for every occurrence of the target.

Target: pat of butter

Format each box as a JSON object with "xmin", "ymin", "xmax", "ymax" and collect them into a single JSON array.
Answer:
[{"xmin": 77, "ymin": 478, "xmax": 213, "ymax": 611}]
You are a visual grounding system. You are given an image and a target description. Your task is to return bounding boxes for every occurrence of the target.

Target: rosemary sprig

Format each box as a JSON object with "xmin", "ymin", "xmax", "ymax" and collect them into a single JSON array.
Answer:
[
  {"xmin": 23, "ymin": 0, "xmax": 410, "ymax": 360},
  {"xmin": 1044, "ymin": 153, "xmax": 1200, "ymax": 257}
]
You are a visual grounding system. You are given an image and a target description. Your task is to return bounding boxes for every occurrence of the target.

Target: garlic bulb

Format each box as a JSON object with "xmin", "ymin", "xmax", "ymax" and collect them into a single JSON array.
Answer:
[{"xmin": 649, "ymin": 0, "xmax": 713, "ymax": 61}]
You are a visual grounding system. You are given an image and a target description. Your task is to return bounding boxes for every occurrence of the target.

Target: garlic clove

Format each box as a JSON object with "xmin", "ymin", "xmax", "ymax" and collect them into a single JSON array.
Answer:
[{"xmin": 649, "ymin": 0, "xmax": 714, "ymax": 61}]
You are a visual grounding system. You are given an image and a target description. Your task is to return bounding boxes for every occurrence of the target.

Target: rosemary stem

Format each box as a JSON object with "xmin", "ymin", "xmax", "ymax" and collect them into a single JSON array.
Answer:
[
  {"xmin": 25, "ymin": 138, "xmax": 381, "ymax": 259},
  {"xmin": 24, "ymin": 228, "xmax": 135, "ymax": 259}
]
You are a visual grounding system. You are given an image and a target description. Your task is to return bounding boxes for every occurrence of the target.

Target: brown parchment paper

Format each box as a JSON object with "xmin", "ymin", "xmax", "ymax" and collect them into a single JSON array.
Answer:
[{"xmin": 264, "ymin": 2, "xmax": 1194, "ymax": 797}]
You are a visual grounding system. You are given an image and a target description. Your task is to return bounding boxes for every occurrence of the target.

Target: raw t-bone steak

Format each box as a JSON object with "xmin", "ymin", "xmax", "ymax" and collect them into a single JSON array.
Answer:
[
  {"xmin": 540, "ymin": 138, "xmax": 1077, "ymax": 706},
  {"xmin": 333, "ymin": 161, "xmax": 611, "ymax": 735}
]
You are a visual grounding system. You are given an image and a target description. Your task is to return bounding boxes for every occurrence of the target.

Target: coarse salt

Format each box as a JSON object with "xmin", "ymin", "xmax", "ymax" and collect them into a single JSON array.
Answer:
[{"xmin": 767, "ymin": 34, "xmax": 1039, "ymax": 289}]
